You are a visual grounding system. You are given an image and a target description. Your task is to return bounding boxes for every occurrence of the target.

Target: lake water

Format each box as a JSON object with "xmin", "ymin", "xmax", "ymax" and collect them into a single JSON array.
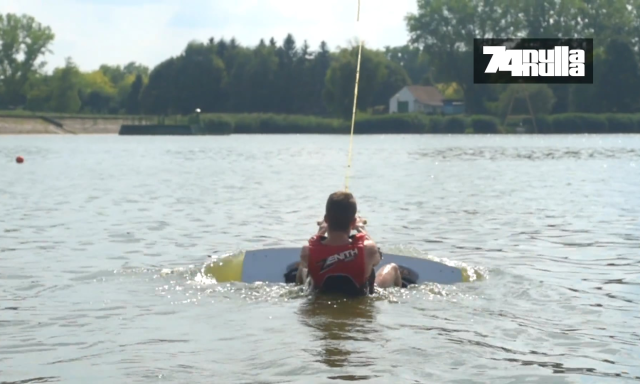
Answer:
[{"xmin": 1, "ymin": 134, "xmax": 639, "ymax": 383}]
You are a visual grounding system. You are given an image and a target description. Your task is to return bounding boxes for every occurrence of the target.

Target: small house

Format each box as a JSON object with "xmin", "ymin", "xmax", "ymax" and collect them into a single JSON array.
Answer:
[{"xmin": 389, "ymin": 85, "xmax": 465, "ymax": 115}]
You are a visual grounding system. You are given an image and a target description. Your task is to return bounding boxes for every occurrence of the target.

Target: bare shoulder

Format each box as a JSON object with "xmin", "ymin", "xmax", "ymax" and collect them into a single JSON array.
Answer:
[
  {"xmin": 363, "ymin": 239, "xmax": 378, "ymax": 250},
  {"xmin": 363, "ymin": 241, "xmax": 380, "ymax": 263}
]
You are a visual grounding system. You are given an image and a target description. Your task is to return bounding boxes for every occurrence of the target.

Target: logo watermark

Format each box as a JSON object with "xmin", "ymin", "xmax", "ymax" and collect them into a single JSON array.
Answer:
[
  {"xmin": 474, "ymin": 38, "xmax": 593, "ymax": 84},
  {"xmin": 317, "ymin": 249, "xmax": 357, "ymax": 273}
]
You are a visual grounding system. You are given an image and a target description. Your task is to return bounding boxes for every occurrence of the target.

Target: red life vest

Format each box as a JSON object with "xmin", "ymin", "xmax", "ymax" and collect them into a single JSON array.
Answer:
[{"xmin": 307, "ymin": 233, "xmax": 368, "ymax": 292}]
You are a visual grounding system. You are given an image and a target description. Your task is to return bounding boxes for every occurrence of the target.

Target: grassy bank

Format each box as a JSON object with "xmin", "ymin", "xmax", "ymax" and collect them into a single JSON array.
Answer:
[
  {"xmin": 2, "ymin": 110, "xmax": 640, "ymax": 134},
  {"xmin": 0, "ymin": 110, "xmax": 151, "ymax": 121},
  {"xmin": 186, "ymin": 113, "xmax": 640, "ymax": 134}
]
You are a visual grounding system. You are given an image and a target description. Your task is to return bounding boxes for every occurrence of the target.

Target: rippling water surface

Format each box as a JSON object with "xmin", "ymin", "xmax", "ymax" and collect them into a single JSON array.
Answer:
[{"xmin": 1, "ymin": 134, "xmax": 639, "ymax": 383}]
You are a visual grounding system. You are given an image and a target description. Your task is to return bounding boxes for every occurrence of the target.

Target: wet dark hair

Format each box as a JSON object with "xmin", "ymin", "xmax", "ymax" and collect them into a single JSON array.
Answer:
[{"xmin": 325, "ymin": 191, "xmax": 357, "ymax": 232}]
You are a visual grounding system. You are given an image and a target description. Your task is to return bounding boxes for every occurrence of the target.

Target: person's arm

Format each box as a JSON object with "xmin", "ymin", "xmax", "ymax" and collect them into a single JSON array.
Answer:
[
  {"xmin": 316, "ymin": 220, "xmax": 329, "ymax": 237},
  {"xmin": 355, "ymin": 217, "xmax": 382, "ymax": 267},
  {"xmin": 354, "ymin": 221, "xmax": 372, "ymax": 240},
  {"xmin": 364, "ymin": 240, "xmax": 381, "ymax": 267},
  {"xmin": 296, "ymin": 220, "xmax": 327, "ymax": 285}
]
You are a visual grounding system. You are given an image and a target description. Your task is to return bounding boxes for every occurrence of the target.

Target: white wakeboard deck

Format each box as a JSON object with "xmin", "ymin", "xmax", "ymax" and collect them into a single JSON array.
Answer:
[{"xmin": 241, "ymin": 247, "xmax": 463, "ymax": 285}]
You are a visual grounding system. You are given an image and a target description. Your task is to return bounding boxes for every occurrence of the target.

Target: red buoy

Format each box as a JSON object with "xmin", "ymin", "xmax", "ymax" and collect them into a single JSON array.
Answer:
[{"xmin": 16, "ymin": 156, "xmax": 24, "ymax": 164}]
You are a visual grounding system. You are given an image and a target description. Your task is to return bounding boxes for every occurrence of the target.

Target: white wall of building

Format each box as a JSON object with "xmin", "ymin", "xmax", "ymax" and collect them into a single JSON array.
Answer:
[{"xmin": 388, "ymin": 87, "xmax": 415, "ymax": 113}]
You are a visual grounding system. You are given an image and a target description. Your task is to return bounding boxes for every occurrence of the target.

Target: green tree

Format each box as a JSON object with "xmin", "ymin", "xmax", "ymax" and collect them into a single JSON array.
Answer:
[
  {"xmin": 383, "ymin": 45, "xmax": 428, "ymax": 85},
  {"xmin": 596, "ymin": 38, "xmax": 640, "ymax": 113},
  {"xmin": 539, "ymin": 0, "xmax": 634, "ymax": 113},
  {"xmin": 371, "ymin": 60, "xmax": 411, "ymax": 111},
  {"xmin": 0, "ymin": 74, "xmax": 6, "ymax": 107},
  {"xmin": 49, "ymin": 58, "xmax": 82, "ymax": 113},
  {"xmin": 406, "ymin": 0, "xmax": 521, "ymax": 114},
  {"xmin": 273, "ymin": 33, "xmax": 299, "ymax": 113},
  {"xmin": 569, "ymin": 50, "xmax": 605, "ymax": 113},
  {"xmin": 139, "ymin": 57, "xmax": 179, "ymax": 114},
  {"xmin": 323, "ymin": 44, "xmax": 387, "ymax": 118},
  {"xmin": 519, "ymin": 0, "xmax": 584, "ymax": 38},
  {"xmin": 0, "ymin": 13, "xmax": 55, "ymax": 106},
  {"xmin": 245, "ymin": 42, "xmax": 278, "ymax": 112},
  {"xmin": 632, "ymin": 0, "xmax": 640, "ymax": 54},
  {"xmin": 96, "ymin": 62, "xmax": 149, "ymax": 111},
  {"xmin": 292, "ymin": 40, "xmax": 312, "ymax": 113},
  {"xmin": 223, "ymin": 47, "xmax": 254, "ymax": 112},
  {"xmin": 307, "ymin": 41, "xmax": 333, "ymax": 115},
  {"xmin": 124, "ymin": 74, "xmax": 144, "ymax": 114},
  {"xmin": 579, "ymin": 0, "xmax": 635, "ymax": 44},
  {"xmin": 100, "ymin": 62, "xmax": 148, "ymax": 86},
  {"xmin": 79, "ymin": 70, "xmax": 117, "ymax": 113},
  {"xmin": 173, "ymin": 41, "xmax": 227, "ymax": 114},
  {"xmin": 123, "ymin": 62, "xmax": 149, "ymax": 78},
  {"xmin": 498, "ymin": 84, "xmax": 556, "ymax": 117},
  {"xmin": 24, "ymin": 74, "xmax": 53, "ymax": 111}
]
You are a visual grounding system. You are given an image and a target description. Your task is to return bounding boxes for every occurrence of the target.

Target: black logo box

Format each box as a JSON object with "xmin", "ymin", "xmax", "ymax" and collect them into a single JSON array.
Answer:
[{"xmin": 473, "ymin": 38, "xmax": 594, "ymax": 84}]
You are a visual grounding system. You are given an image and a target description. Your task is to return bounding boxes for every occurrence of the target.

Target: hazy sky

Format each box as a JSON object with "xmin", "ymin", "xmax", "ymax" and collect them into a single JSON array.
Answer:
[{"xmin": 0, "ymin": 0, "xmax": 417, "ymax": 72}]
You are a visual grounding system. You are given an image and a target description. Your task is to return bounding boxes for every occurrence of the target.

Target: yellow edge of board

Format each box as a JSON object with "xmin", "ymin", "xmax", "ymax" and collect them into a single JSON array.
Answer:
[
  {"xmin": 461, "ymin": 268, "xmax": 472, "ymax": 283},
  {"xmin": 203, "ymin": 251, "xmax": 245, "ymax": 283}
]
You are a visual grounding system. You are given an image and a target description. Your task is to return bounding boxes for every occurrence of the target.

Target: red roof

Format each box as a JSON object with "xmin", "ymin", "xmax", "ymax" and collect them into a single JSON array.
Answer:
[{"xmin": 405, "ymin": 85, "xmax": 444, "ymax": 106}]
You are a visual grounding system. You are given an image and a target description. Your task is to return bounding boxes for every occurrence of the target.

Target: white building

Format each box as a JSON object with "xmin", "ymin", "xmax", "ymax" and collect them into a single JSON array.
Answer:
[{"xmin": 389, "ymin": 85, "xmax": 465, "ymax": 115}]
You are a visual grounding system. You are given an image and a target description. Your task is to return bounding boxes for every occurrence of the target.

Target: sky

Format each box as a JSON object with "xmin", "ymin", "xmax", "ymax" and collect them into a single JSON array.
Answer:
[{"xmin": 0, "ymin": 0, "xmax": 417, "ymax": 73}]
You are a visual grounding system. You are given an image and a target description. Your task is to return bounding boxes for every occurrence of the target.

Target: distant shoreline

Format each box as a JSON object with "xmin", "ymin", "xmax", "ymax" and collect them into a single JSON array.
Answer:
[
  {"xmin": 0, "ymin": 114, "xmax": 154, "ymax": 135},
  {"xmin": 1, "ymin": 111, "xmax": 639, "ymax": 135}
]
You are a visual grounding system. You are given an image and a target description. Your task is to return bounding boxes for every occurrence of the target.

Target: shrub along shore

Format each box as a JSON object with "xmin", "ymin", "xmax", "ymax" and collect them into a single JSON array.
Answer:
[
  {"xmin": 116, "ymin": 112, "xmax": 640, "ymax": 134},
  {"xmin": 1, "ymin": 110, "xmax": 640, "ymax": 134}
]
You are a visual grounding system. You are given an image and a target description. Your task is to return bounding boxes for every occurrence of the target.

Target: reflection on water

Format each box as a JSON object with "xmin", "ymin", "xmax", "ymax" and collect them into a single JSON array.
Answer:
[{"xmin": 297, "ymin": 295, "xmax": 378, "ymax": 377}]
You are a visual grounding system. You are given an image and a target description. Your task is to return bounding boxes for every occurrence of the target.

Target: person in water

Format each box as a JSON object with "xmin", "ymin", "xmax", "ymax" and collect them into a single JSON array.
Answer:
[{"xmin": 295, "ymin": 191, "xmax": 402, "ymax": 295}]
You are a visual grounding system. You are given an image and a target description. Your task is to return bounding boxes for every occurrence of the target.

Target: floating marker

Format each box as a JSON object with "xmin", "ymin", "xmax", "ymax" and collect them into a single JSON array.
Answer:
[{"xmin": 16, "ymin": 156, "xmax": 24, "ymax": 164}]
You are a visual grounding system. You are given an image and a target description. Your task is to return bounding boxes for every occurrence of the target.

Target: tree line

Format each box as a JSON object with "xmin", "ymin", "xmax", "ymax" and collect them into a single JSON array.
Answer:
[
  {"xmin": 407, "ymin": 0, "xmax": 640, "ymax": 115},
  {"xmin": 0, "ymin": 13, "xmax": 427, "ymax": 118},
  {"xmin": 137, "ymin": 37, "xmax": 429, "ymax": 119},
  {"xmin": 1, "ymin": 0, "xmax": 639, "ymax": 120}
]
